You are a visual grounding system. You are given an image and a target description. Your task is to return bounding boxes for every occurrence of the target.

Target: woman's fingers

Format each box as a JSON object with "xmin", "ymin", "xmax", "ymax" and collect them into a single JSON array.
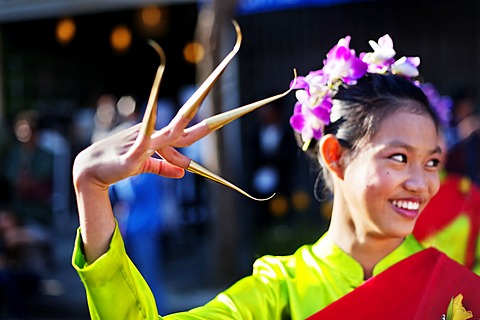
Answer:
[
  {"xmin": 139, "ymin": 41, "xmax": 165, "ymax": 139},
  {"xmin": 171, "ymin": 82, "xmax": 298, "ymax": 148},
  {"xmin": 148, "ymin": 21, "xmax": 243, "ymax": 148},
  {"xmin": 142, "ymin": 157, "xmax": 185, "ymax": 178},
  {"xmin": 155, "ymin": 145, "xmax": 192, "ymax": 169}
]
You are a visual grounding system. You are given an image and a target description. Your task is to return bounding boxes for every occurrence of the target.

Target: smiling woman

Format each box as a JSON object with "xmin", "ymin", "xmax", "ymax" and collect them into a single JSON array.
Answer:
[
  {"xmin": 71, "ymin": 32, "xmax": 480, "ymax": 319},
  {"xmin": 293, "ymin": 57, "xmax": 442, "ymax": 280},
  {"xmin": 336, "ymin": 110, "xmax": 440, "ymax": 244}
]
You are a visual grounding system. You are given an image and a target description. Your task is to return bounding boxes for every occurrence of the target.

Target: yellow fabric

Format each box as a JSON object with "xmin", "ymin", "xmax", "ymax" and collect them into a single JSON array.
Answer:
[
  {"xmin": 474, "ymin": 235, "xmax": 480, "ymax": 275},
  {"xmin": 421, "ymin": 214, "xmax": 470, "ymax": 265},
  {"xmin": 72, "ymin": 223, "xmax": 424, "ymax": 319},
  {"xmin": 72, "ymin": 223, "xmax": 159, "ymax": 319}
]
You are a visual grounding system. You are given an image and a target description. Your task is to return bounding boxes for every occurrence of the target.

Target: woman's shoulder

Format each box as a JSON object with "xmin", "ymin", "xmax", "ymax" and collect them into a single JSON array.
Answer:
[
  {"xmin": 251, "ymin": 234, "xmax": 339, "ymax": 280},
  {"xmin": 252, "ymin": 241, "xmax": 318, "ymax": 274}
]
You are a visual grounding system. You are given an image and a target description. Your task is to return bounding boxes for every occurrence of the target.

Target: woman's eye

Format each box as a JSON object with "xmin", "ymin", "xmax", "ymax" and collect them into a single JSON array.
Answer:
[
  {"xmin": 390, "ymin": 154, "xmax": 407, "ymax": 163},
  {"xmin": 426, "ymin": 158, "xmax": 440, "ymax": 168}
]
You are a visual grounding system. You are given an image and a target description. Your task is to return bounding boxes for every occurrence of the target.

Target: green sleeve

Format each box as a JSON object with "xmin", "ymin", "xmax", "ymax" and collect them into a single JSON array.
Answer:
[
  {"xmin": 72, "ymin": 224, "xmax": 286, "ymax": 319},
  {"xmin": 72, "ymin": 223, "xmax": 160, "ymax": 319},
  {"xmin": 163, "ymin": 257, "xmax": 287, "ymax": 320}
]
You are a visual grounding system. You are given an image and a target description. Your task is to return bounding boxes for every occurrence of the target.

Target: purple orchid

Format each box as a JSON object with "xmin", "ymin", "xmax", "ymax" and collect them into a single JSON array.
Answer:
[
  {"xmin": 289, "ymin": 69, "xmax": 330, "ymax": 142},
  {"xmin": 391, "ymin": 56, "xmax": 420, "ymax": 78},
  {"xmin": 291, "ymin": 69, "xmax": 325, "ymax": 89},
  {"xmin": 290, "ymin": 102, "xmax": 325, "ymax": 143},
  {"xmin": 290, "ymin": 83, "xmax": 333, "ymax": 142},
  {"xmin": 360, "ymin": 34, "xmax": 396, "ymax": 73},
  {"xmin": 292, "ymin": 69, "xmax": 328, "ymax": 98},
  {"xmin": 323, "ymin": 36, "xmax": 368, "ymax": 85},
  {"xmin": 420, "ymin": 83, "xmax": 452, "ymax": 127}
]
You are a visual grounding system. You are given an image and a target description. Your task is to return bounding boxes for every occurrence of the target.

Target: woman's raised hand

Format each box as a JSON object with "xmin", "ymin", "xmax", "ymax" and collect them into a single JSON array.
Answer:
[
  {"xmin": 73, "ymin": 21, "xmax": 294, "ymax": 262},
  {"xmin": 74, "ymin": 20, "xmax": 295, "ymax": 198}
]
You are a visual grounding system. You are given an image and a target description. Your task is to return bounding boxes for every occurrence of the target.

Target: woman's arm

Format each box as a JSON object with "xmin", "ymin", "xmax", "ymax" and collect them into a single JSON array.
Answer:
[
  {"xmin": 72, "ymin": 124, "xmax": 185, "ymax": 263},
  {"xmin": 72, "ymin": 26, "xmax": 291, "ymax": 263}
]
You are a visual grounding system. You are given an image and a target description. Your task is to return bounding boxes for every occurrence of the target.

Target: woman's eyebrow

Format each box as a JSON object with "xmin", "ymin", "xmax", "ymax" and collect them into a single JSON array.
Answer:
[{"xmin": 385, "ymin": 140, "xmax": 442, "ymax": 155}]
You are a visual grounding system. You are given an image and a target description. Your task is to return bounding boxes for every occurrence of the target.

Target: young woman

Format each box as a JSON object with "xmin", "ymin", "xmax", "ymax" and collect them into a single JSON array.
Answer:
[{"xmin": 72, "ymin": 34, "xmax": 479, "ymax": 319}]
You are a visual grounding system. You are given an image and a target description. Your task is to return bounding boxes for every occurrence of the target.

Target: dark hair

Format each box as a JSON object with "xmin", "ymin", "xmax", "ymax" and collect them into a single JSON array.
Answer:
[{"xmin": 307, "ymin": 73, "xmax": 440, "ymax": 199}]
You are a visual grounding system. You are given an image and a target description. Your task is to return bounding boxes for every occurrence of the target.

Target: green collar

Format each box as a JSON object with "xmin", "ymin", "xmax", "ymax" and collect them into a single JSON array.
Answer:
[{"xmin": 312, "ymin": 233, "xmax": 424, "ymax": 284}]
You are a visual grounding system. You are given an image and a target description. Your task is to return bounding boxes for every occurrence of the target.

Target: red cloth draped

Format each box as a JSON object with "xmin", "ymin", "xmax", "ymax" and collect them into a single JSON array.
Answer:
[
  {"xmin": 413, "ymin": 174, "xmax": 480, "ymax": 268},
  {"xmin": 308, "ymin": 248, "xmax": 480, "ymax": 319}
]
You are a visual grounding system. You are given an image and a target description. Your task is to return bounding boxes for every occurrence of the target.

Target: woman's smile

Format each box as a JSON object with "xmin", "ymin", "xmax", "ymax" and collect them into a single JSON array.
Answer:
[{"xmin": 389, "ymin": 198, "xmax": 422, "ymax": 219}]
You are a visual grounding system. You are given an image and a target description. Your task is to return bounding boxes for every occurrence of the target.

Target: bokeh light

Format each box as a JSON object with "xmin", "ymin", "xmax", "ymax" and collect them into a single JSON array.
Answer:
[
  {"xmin": 56, "ymin": 18, "xmax": 76, "ymax": 45},
  {"xmin": 117, "ymin": 95, "xmax": 136, "ymax": 117},
  {"xmin": 291, "ymin": 190, "xmax": 311, "ymax": 212},
  {"xmin": 110, "ymin": 25, "xmax": 132, "ymax": 54},
  {"xmin": 183, "ymin": 41, "xmax": 205, "ymax": 64},
  {"xmin": 269, "ymin": 195, "xmax": 289, "ymax": 217},
  {"xmin": 14, "ymin": 120, "xmax": 32, "ymax": 143},
  {"xmin": 136, "ymin": 5, "xmax": 168, "ymax": 37},
  {"xmin": 141, "ymin": 6, "xmax": 162, "ymax": 27}
]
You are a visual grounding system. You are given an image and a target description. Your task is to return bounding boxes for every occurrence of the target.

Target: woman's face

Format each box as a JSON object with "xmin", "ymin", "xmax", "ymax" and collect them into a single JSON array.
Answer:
[{"xmin": 341, "ymin": 107, "xmax": 441, "ymax": 239}]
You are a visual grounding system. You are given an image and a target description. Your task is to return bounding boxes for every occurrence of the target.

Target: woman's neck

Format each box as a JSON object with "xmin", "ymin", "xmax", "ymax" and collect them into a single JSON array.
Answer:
[{"xmin": 328, "ymin": 207, "xmax": 405, "ymax": 280}]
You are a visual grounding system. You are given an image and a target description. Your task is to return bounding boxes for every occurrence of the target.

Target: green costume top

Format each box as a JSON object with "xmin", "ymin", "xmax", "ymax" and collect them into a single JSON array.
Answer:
[{"xmin": 72, "ymin": 223, "xmax": 424, "ymax": 319}]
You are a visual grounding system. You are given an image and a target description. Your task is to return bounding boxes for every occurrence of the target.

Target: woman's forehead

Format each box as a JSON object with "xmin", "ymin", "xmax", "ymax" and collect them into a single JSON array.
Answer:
[{"xmin": 370, "ymin": 110, "xmax": 439, "ymax": 148}]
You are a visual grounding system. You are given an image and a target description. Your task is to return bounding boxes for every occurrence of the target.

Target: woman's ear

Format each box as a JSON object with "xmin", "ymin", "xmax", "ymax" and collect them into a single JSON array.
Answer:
[{"xmin": 319, "ymin": 134, "xmax": 344, "ymax": 178}]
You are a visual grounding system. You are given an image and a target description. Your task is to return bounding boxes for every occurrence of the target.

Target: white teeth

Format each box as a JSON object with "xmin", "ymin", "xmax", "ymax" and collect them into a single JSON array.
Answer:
[{"xmin": 392, "ymin": 200, "xmax": 419, "ymax": 210}]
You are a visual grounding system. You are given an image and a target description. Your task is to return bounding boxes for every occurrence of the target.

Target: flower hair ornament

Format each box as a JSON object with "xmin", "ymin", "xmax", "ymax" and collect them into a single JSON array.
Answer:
[
  {"xmin": 420, "ymin": 82, "xmax": 453, "ymax": 128},
  {"xmin": 290, "ymin": 34, "xmax": 421, "ymax": 151}
]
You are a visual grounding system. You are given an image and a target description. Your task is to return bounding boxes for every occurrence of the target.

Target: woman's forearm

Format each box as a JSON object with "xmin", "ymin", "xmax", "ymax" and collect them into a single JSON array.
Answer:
[{"xmin": 74, "ymin": 172, "xmax": 116, "ymax": 264}]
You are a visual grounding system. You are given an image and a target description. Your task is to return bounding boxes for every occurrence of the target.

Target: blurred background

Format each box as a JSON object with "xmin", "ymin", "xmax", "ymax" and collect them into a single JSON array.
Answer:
[{"xmin": 0, "ymin": 0, "xmax": 479, "ymax": 318}]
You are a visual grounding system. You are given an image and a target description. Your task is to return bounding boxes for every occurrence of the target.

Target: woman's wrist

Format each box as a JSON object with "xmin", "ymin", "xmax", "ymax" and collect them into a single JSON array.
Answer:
[
  {"xmin": 73, "ymin": 169, "xmax": 109, "ymax": 196},
  {"xmin": 72, "ymin": 150, "xmax": 110, "ymax": 193}
]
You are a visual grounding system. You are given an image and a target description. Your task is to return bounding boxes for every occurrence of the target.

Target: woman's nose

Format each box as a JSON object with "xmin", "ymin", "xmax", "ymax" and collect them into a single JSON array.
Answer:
[{"xmin": 403, "ymin": 167, "xmax": 429, "ymax": 194}]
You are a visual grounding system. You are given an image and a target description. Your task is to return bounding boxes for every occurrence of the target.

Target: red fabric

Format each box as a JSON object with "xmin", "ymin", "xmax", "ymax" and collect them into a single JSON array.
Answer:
[
  {"xmin": 414, "ymin": 174, "xmax": 472, "ymax": 240},
  {"xmin": 413, "ymin": 174, "xmax": 480, "ymax": 268},
  {"xmin": 308, "ymin": 248, "xmax": 480, "ymax": 320}
]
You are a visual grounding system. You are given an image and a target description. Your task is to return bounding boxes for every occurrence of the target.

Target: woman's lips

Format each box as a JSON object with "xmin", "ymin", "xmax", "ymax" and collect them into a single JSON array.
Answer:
[{"xmin": 390, "ymin": 199, "xmax": 421, "ymax": 219}]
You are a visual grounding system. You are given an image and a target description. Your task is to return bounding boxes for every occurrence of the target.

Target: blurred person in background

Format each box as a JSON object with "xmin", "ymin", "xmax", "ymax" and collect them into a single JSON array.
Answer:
[
  {"xmin": 446, "ymin": 128, "xmax": 480, "ymax": 186},
  {"xmin": 0, "ymin": 207, "xmax": 49, "ymax": 318},
  {"xmin": 444, "ymin": 88, "xmax": 480, "ymax": 185},
  {"xmin": 0, "ymin": 118, "xmax": 13, "ymax": 206},
  {"xmin": 446, "ymin": 88, "xmax": 480, "ymax": 148},
  {"xmin": 446, "ymin": 127, "xmax": 480, "ymax": 186},
  {"xmin": 176, "ymin": 86, "xmax": 209, "ymax": 237},
  {"xmin": 2, "ymin": 110, "xmax": 54, "ymax": 257},
  {"xmin": 250, "ymin": 101, "xmax": 296, "ymax": 233}
]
